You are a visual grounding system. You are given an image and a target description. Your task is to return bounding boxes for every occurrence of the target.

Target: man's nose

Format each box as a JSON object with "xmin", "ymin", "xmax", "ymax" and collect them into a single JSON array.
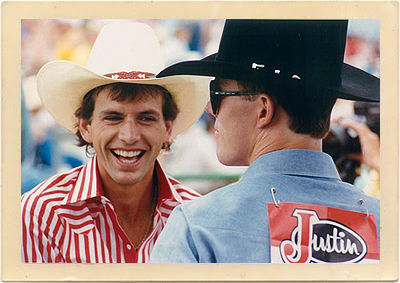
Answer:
[
  {"xmin": 118, "ymin": 118, "xmax": 140, "ymax": 143},
  {"xmin": 204, "ymin": 101, "xmax": 215, "ymax": 117}
]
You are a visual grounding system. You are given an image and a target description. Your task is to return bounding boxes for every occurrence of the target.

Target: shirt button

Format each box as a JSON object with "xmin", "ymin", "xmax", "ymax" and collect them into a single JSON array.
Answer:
[{"xmin": 126, "ymin": 244, "xmax": 132, "ymax": 250}]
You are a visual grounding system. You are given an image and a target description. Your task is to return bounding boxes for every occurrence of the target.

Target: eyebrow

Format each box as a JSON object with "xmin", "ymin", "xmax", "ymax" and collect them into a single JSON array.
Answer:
[
  {"xmin": 138, "ymin": 110, "xmax": 161, "ymax": 117},
  {"xmin": 100, "ymin": 110, "xmax": 123, "ymax": 116}
]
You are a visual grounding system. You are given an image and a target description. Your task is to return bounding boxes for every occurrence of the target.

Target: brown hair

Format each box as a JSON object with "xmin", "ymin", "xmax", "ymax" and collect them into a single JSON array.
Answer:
[
  {"xmin": 74, "ymin": 83, "xmax": 179, "ymax": 154},
  {"xmin": 237, "ymin": 80, "xmax": 336, "ymax": 139}
]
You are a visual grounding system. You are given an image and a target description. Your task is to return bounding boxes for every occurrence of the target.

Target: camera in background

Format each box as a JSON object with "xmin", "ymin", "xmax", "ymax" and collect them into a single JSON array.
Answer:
[{"xmin": 323, "ymin": 101, "xmax": 380, "ymax": 184}]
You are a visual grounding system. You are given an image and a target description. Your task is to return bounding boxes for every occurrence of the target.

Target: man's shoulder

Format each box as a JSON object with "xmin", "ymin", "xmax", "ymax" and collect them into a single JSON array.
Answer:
[
  {"xmin": 21, "ymin": 166, "xmax": 83, "ymax": 208},
  {"xmin": 166, "ymin": 176, "xmax": 202, "ymax": 201},
  {"xmin": 177, "ymin": 182, "xmax": 240, "ymax": 220}
]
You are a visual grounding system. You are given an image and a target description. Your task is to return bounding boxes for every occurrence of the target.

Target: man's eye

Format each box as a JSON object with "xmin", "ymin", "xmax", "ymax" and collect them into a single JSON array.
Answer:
[
  {"xmin": 104, "ymin": 116, "xmax": 122, "ymax": 121},
  {"xmin": 139, "ymin": 116, "xmax": 156, "ymax": 122}
]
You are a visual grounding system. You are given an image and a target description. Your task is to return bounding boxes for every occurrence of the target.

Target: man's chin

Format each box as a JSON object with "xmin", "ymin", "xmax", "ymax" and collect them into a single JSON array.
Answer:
[
  {"xmin": 217, "ymin": 155, "xmax": 235, "ymax": 167},
  {"xmin": 217, "ymin": 153, "xmax": 248, "ymax": 167},
  {"xmin": 114, "ymin": 179, "xmax": 141, "ymax": 188}
]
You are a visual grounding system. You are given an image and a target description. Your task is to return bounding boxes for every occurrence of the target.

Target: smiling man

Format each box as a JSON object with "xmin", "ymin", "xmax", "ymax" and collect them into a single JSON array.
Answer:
[{"xmin": 21, "ymin": 22, "xmax": 211, "ymax": 263}]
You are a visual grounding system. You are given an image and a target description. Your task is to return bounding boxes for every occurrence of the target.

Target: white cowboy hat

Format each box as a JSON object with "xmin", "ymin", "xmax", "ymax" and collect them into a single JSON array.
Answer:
[{"xmin": 37, "ymin": 21, "xmax": 212, "ymax": 139}]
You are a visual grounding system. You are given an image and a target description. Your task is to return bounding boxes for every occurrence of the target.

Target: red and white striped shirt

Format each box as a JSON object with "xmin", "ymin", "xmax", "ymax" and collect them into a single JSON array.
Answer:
[{"xmin": 21, "ymin": 156, "xmax": 200, "ymax": 263}]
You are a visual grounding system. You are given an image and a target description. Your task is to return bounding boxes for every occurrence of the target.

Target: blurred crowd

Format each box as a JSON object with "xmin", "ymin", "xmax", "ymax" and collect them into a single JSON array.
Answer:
[{"xmin": 21, "ymin": 19, "xmax": 380, "ymax": 196}]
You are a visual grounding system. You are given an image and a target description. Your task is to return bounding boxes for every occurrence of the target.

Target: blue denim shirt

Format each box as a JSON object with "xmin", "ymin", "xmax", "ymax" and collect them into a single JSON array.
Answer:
[{"xmin": 150, "ymin": 149, "xmax": 380, "ymax": 263}]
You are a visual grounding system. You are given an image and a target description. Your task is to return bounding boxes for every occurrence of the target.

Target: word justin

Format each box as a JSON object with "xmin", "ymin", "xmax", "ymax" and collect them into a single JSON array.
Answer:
[{"xmin": 279, "ymin": 209, "xmax": 367, "ymax": 263}]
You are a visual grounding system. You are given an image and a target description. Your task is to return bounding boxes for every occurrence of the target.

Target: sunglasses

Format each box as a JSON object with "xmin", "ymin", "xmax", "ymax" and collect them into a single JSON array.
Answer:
[{"xmin": 209, "ymin": 80, "xmax": 259, "ymax": 115}]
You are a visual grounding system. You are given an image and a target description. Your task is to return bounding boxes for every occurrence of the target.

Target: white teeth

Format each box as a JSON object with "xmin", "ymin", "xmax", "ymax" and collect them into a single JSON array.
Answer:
[{"xmin": 114, "ymin": 149, "xmax": 142, "ymax": 158}]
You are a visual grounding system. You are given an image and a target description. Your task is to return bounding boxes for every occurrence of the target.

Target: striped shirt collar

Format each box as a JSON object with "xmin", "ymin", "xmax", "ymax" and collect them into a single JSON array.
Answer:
[{"xmin": 61, "ymin": 155, "xmax": 180, "ymax": 205}]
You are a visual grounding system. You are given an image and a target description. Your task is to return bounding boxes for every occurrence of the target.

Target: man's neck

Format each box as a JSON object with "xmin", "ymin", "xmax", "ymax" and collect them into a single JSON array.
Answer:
[
  {"xmin": 249, "ymin": 124, "xmax": 323, "ymax": 165},
  {"xmin": 101, "ymin": 168, "xmax": 157, "ymax": 248},
  {"xmin": 107, "ymin": 181, "xmax": 153, "ymax": 214}
]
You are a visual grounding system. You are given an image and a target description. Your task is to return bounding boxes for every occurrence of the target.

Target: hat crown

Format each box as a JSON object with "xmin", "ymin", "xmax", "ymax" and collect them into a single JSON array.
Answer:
[
  {"xmin": 216, "ymin": 20, "xmax": 348, "ymax": 87},
  {"xmin": 157, "ymin": 19, "xmax": 379, "ymax": 102},
  {"xmin": 87, "ymin": 22, "xmax": 165, "ymax": 75}
]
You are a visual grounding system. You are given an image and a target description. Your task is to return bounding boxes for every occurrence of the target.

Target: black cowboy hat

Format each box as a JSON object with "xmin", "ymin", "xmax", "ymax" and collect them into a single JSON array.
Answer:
[{"xmin": 157, "ymin": 20, "xmax": 379, "ymax": 102}]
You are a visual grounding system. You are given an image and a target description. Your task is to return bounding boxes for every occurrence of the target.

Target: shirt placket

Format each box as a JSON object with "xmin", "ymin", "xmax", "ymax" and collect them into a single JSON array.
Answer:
[{"xmin": 101, "ymin": 197, "xmax": 138, "ymax": 263}]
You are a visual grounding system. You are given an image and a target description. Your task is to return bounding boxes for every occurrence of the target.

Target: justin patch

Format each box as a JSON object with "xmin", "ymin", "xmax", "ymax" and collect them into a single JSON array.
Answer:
[{"xmin": 267, "ymin": 202, "xmax": 379, "ymax": 263}]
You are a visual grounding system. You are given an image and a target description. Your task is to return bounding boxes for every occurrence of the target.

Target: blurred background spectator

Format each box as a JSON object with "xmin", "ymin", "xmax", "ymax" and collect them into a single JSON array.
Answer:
[
  {"xmin": 21, "ymin": 19, "xmax": 380, "ymax": 196},
  {"xmin": 322, "ymin": 19, "xmax": 380, "ymax": 198}
]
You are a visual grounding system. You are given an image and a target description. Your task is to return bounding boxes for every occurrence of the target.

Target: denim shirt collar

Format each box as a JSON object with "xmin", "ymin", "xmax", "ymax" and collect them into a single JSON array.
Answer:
[{"xmin": 244, "ymin": 149, "xmax": 340, "ymax": 180}]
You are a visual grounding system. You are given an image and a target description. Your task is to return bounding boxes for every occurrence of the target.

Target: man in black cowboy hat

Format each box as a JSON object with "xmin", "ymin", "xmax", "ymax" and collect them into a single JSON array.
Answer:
[{"xmin": 150, "ymin": 20, "xmax": 380, "ymax": 263}]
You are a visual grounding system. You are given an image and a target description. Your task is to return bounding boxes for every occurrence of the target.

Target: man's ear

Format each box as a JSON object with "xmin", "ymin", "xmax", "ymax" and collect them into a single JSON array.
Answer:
[
  {"xmin": 78, "ymin": 118, "xmax": 93, "ymax": 144},
  {"xmin": 257, "ymin": 94, "xmax": 275, "ymax": 128},
  {"xmin": 164, "ymin": 120, "xmax": 173, "ymax": 142}
]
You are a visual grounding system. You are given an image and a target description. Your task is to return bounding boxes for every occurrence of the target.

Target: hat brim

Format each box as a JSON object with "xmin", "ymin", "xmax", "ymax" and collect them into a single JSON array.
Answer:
[
  {"xmin": 157, "ymin": 54, "xmax": 379, "ymax": 102},
  {"xmin": 37, "ymin": 60, "xmax": 212, "ymax": 139}
]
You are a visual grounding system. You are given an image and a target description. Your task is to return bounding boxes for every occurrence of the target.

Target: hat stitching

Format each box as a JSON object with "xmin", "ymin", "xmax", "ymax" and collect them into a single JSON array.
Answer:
[{"xmin": 104, "ymin": 71, "xmax": 156, "ymax": 80}]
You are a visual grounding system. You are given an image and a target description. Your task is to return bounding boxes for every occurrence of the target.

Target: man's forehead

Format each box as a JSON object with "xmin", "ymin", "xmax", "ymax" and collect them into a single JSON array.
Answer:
[
  {"xmin": 93, "ymin": 86, "xmax": 163, "ymax": 108},
  {"xmin": 215, "ymin": 78, "xmax": 240, "ymax": 89},
  {"xmin": 96, "ymin": 84, "xmax": 163, "ymax": 101}
]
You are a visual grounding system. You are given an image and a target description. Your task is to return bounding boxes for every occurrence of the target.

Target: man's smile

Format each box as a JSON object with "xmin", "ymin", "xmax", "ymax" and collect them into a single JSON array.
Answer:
[{"xmin": 111, "ymin": 149, "xmax": 146, "ymax": 165}]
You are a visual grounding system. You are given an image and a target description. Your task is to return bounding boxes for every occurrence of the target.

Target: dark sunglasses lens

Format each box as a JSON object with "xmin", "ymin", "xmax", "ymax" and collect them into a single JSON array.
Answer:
[{"xmin": 210, "ymin": 92, "xmax": 220, "ymax": 115}]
